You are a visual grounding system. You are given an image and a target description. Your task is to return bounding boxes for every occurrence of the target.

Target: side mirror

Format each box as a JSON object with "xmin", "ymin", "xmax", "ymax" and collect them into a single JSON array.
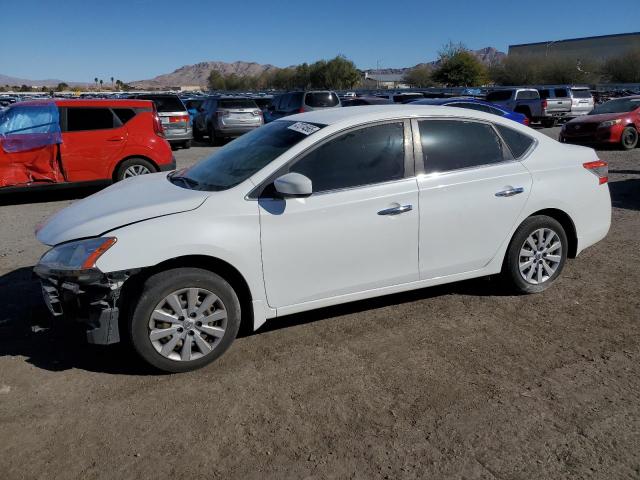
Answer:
[{"xmin": 273, "ymin": 172, "xmax": 312, "ymax": 197}]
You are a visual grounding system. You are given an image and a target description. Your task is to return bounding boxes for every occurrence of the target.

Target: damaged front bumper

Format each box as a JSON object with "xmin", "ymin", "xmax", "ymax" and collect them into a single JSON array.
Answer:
[{"xmin": 34, "ymin": 265, "xmax": 137, "ymax": 345}]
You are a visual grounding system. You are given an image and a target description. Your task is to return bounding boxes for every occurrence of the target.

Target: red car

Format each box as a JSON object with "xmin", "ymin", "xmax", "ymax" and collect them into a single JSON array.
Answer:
[
  {"xmin": 560, "ymin": 96, "xmax": 640, "ymax": 150},
  {"xmin": 0, "ymin": 99, "xmax": 175, "ymax": 190}
]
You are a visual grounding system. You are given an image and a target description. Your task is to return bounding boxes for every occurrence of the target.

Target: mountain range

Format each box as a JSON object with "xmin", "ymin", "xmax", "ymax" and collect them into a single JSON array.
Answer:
[{"xmin": 1, "ymin": 47, "xmax": 506, "ymax": 89}]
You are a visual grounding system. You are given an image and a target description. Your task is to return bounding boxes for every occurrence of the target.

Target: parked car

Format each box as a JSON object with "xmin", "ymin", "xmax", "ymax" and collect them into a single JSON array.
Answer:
[
  {"xmin": 559, "ymin": 96, "xmax": 640, "ymax": 150},
  {"xmin": 182, "ymin": 98, "xmax": 206, "ymax": 127},
  {"xmin": 486, "ymin": 88, "xmax": 557, "ymax": 127},
  {"xmin": 568, "ymin": 87, "xmax": 595, "ymax": 117},
  {"xmin": 342, "ymin": 96, "xmax": 393, "ymax": 106},
  {"xmin": 34, "ymin": 105, "xmax": 611, "ymax": 372},
  {"xmin": 266, "ymin": 91, "xmax": 341, "ymax": 122},
  {"xmin": 0, "ymin": 99, "xmax": 174, "ymax": 190},
  {"xmin": 536, "ymin": 87, "xmax": 572, "ymax": 124},
  {"xmin": 130, "ymin": 94, "xmax": 192, "ymax": 149},
  {"xmin": 193, "ymin": 97, "xmax": 263, "ymax": 145},
  {"xmin": 252, "ymin": 96, "xmax": 273, "ymax": 114},
  {"xmin": 409, "ymin": 97, "xmax": 529, "ymax": 125},
  {"xmin": 374, "ymin": 92, "xmax": 425, "ymax": 104}
]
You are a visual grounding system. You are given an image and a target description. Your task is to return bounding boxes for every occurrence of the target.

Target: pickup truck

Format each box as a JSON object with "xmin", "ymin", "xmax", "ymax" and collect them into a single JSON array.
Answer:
[
  {"xmin": 537, "ymin": 87, "xmax": 572, "ymax": 125},
  {"xmin": 486, "ymin": 88, "xmax": 559, "ymax": 127}
]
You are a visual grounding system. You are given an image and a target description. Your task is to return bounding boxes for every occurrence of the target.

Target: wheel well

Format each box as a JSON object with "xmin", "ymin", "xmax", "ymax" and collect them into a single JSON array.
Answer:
[
  {"xmin": 528, "ymin": 209, "xmax": 578, "ymax": 258},
  {"xmin": 514, "ymin": 106, "xmax": 532, "ymax": 117},
  {"xmin": 119, "ymin": 255, "xmax": 254, "ymax": 336},
  {"xmin": 112, "ymin": 155, "xmax": 159, "ymax": 181}
]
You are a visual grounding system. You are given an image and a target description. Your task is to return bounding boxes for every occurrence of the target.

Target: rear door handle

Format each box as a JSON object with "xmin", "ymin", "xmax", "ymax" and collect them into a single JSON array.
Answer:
[
  {"xmin": 495, "ymin": 187, "xmax": 524, "ymax": 197},
  {"xmin": 378, "ymin": 204, "xmax": 413, "ymax": 215}
]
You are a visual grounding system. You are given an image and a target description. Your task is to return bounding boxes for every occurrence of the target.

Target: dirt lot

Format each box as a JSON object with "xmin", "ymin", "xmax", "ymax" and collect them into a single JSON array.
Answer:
[{"xmin": 1, "ymin": 129, "xmax": 639, "ymax": 479}]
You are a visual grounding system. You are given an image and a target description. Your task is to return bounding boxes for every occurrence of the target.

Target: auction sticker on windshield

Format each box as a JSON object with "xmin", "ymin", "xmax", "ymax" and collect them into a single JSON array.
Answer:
[{"xmin": 287, "ymin": 122, "xmax": 320, "ymax": 136}]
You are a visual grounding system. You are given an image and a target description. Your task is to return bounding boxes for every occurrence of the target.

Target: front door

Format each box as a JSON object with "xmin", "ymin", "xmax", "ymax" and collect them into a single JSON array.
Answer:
[{"xmin": 259, "ymin": 121, "xmax": 419, "ymax": 308}]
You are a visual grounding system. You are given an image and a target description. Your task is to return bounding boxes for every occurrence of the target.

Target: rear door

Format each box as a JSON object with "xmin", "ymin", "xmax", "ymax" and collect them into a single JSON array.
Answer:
[
  {"xmin": 60, "ymin": 107, "xmax": 126, "ymax": 182},
  {"xmin": 415, "ymin": 118, "xmax": 532, "ymax": 279},
  {"xmin": 540, "ymin": 88, "xmax": 571, "ymax": 115}
]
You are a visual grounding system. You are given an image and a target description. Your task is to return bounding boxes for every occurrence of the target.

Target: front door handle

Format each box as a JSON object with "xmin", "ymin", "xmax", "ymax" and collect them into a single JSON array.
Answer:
[
  {"xmin": 495, "ymin": 187, "xmax": 524, "ymax": 197},
  {"xmin": 107, "ymin": 136, "xmax": 124, "ymax": 142},
  {"xmin": 378, "ymin": 204, "xmax": 413, "ymax": 215}
]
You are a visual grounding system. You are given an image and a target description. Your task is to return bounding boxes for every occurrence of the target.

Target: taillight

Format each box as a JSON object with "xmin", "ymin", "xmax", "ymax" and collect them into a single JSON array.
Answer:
[
  {"xmin": 169, "ymin": 115, "xmax": 188, "ymax": 123},
  {"xmin": 583, "ymin": 160, "xmax": 608, "ymax": 185},
  {"xmin": 151, "ymin": 103, "xmax": 164, "ymax": 137},
  {"xmin": 523, "ymin": 117, "xmax": 530, "ymax": 126},
  {"xmin": 299, "ymin": 107, "xmax": 305, "ymax": 113},
  {"xmin": 541, "ymin": 99, "xmax": 548, "ymax": 110},
  {"xmin": 252, "ymin": 109, "xmax": 261, "ymax": 116}
]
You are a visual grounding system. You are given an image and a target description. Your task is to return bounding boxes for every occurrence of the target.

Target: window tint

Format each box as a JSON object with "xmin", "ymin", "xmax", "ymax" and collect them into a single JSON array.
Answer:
[
  {"xmin": 66, "ymin": 108, "xmax": 116, "ymax": 131},
  {"xmin": 291, "ymin": 122, "xmax": 405, "ymax": 192},
  {"xmin": 539, "ymin": 89, "xmax": 551, "ymax": 99},
  {"xmin": 113, "ymin": 108, "xmax": 137, "ymax": 124},
  {"xmin": 571, "ymin": 89, "xmax": 592, "ymax": 99},
  {"xmin": 554, "ymin": 88, "xmax": 569, "ymax": 98},
  {"xmin": 418, "ymin": 120, "xmax": 505, "ymax": 174},
  {"xmin": 135, "ymin": 95, "xmax": 185, "ymax": 112},
  {"xmin": 286, "ymin": 93, "xmax": 304, "ymax": 110},
  {"xmin": 515, "ymin": 90, "xmax": 539, "ymax": 100},
  {"xmin": 305, "ymin": 92, "xmax": 339, "ymax": 107},
  {"xmin": 218, "ymin": 99, "xmax": 258, "ymax": 109},
  {"xmin": 486, "ymin": 90, "xmax": 512, "ymax": 102},
  {"xmin": 496, "ymin": 125, "xmax": 534, "ymax": 159}
]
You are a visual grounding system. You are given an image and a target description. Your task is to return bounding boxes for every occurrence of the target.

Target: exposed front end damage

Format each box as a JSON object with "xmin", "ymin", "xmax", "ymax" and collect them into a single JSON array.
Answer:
[{"xmin": 34, "ymin": 266, "xmax": 139, "ymax": 345}]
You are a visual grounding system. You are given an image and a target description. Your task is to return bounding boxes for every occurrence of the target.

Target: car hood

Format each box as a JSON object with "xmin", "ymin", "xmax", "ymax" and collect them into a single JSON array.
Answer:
[
  {"xmin": 36, "ymin": 172, "xmax": 209, "ymax": 246},
  {"xmin": 569, "ymin": 112, "xmax": 623, "ymax": 124}
]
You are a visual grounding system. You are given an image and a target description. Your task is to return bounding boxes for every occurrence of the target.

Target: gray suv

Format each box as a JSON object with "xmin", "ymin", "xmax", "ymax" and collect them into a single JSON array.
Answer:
[
  {"xmin": 266, "ymin": 91, "xmax": 341, "ymax": 122},
  {"xmin": 132, "ymin": 94, "xmax": 192, "ymax": 149},
  {"xmin": 193, "ymin": 97, "xmax": 264, "ymax": 145}
]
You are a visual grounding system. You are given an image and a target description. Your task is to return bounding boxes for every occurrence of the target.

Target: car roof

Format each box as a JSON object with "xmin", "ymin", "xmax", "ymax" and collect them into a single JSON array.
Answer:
[
  {"xmin": 15, "ymin": 99, "xmax": 153, "ymax": 108},
  {"xmin": 280, "ymin": 104, "xmax": 524, "ymax": 129}
]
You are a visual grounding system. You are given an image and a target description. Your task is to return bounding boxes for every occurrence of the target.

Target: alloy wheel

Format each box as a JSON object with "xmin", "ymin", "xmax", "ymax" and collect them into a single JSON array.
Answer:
[
  {"xmin": 123, "ymin": 164, "xmax": 151, "ymax": 178},
  {"xmin": 148, "ymin": 288, "xmax": 228, "ymax": 362},
  {"xmin": 518, "ymin": 228, "xmax": 562, "ymax": 285}
]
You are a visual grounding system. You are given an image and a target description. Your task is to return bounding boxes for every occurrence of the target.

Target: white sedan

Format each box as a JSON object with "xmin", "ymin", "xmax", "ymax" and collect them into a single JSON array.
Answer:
[{"xmin": 34, "ymin": 105, "xmax": 611, "ymax": 372}]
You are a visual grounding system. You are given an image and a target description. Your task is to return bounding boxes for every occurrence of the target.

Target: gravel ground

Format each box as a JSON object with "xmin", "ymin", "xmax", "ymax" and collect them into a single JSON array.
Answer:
[{"xmin": 0, "ymin": 130, "xmax": 639, "ymax": 479}]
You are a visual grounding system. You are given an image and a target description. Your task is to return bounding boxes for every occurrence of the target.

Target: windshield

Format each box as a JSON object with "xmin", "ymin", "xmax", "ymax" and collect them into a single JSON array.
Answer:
[
  {"xmin": 590, "ymin": 97, "xmax": 640, "ymax": 115},
  {"xmin": 170, "ymin": 120, "xmax": 326, "ymax": 191}
]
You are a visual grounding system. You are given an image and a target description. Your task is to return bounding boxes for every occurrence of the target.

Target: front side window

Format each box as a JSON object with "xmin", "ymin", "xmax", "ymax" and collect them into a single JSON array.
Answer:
[
  {"xmin": 171, "ymin": 120, "xmax": 326, "ymax": 191},
  {"xmin": 418, "ymin": 120, "xmax": 506, "ymax": 174},
  {"xmin": 66, "ymin": 108, "xmax": 117, "ymax": 132},
  {"xmin": 0, "ymin": 102, "xmax": 61, "ymax": 153},
  {"xmin": 290, "ymin": 122, "xmax": 405, "ymax": 192}
]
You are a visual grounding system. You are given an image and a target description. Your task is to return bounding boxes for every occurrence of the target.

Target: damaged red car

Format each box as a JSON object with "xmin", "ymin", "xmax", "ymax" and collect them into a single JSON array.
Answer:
[{"xmin": 0, "ymin": 99, "xmax": 175, "ymax": 191}]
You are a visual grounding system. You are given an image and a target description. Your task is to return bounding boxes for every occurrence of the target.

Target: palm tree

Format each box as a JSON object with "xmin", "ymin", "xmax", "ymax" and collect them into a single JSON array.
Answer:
[
  {"xmin": 99, "ymin": 79, "xmax": 103, "ymax": 90},
  {"xmin": 94, "ymin": 77, "xmax": 98, "ymax": 90},
  {"xmin": 110, "ymin": 76, "xmax": 114, "ymax": 88}
]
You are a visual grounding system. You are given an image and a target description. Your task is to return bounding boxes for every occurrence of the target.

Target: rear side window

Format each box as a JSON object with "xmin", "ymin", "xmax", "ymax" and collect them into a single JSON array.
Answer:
[
  {"xmin": 486, "ymin": 90, "xmax": 512, "ymax": 102},
  {"xmin": 572, "ymin": 89, "xmax": 592, "ymax": 99},
  {"xmin": 539, "ymin": 89, "xmax": 551, "ymax": 99},
  {"xmin": 291, "ymin": 122, "xmax": 405, "ymax": 192},
  {"xmin": 66, "ymin": 108, "xmax": 117, "ymax": 131},
  {"xmin": 304, "ymin": 92, "xmax": 339, "ymax": 108},
  {"xmin": 136, "ymin": 95, "xmax": 185, "ymax": 112},
  {"xmin": 418, "ymin": 120, "xmax": 506, "ymax": 174},
  {"xmin": 496, "ymin": 125, "xmax": 535, "ymax": 159},
  {"xmin": 516, "ymin": 90, "xmax": 539, "ymax": 100},
  {"xmin": 218, "ymin": 99, "xmax": 258, "ymax": 109},
  {"xmin": 113, "ymin": 108, "xmax": 137, "ymax": 124},
  {"xmin": 554, "ymin": 88, "xmax": 569, "ymax": 98}
]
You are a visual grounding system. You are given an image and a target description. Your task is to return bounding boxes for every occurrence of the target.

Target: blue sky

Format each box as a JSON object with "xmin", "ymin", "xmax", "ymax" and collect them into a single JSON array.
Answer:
[{"xmin": 1, "ymin": 0, "xmax": 638, "ymax": 82}]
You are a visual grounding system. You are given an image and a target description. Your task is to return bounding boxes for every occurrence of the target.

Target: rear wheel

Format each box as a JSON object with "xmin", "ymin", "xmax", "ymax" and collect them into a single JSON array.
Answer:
[
  {"xmin": 128, "ymin": 268, "xmax": 241, "ymax": 373},
  {"xmin": 501, "ymin": 215, "xmax": 568, "ymax": 294},
  {"xmin": 115, "ymin": 157, "xmax": 157, "ymax": 182},
  {"xmin": 620, "ymin": 126, "xmax": 638, "ymax": 150}
]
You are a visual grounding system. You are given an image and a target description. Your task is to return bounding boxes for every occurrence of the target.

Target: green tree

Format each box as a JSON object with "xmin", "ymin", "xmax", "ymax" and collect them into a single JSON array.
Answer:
[
  {"xmin": 207, "ymin": 70, "xmax": 226, "ymax": 90},
  {"xmin": 431, "ymin": 42, "xmax": 488, "ymax": 87},
  {"xmin": 19, "ymin": 84, "xmax": 31, "ymax": 92},
  {"xmin": 56, "ymin": 82, "xmax": 69, "ymax": 92},
  {"xmin": 404, "ymin": 65, "xmax": 433, "ymax": 87},
  {"xmin": 99, "ymin": 79, "xmax": 104, "ymax": 90},
  {"xmin": 602, "ymin": 48, "xmax": 640, "ymax": 83},
  {"xmin": 94, "ymin": 77, "xmax": 98, "ymax": 89},
  {"xmin": 110, "ymin": 76, "xmax": 114, "ymax": 88}
]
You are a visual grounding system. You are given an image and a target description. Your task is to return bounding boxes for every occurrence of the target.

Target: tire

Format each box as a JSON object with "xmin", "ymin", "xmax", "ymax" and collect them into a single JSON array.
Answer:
[
  {"xmin": 620, "ymin": 126, "xmax": 638, "ymax": 150},
  {"xmin": 193, "ymin": 128, "xmax": 203, "ymax": 141},
  {"xmin": 501, "ymin": 215, "xmax": 568, "ymax": 294},
  {"xmin": 115, "ymin": 157, "xmax": 157, "ymax": 182},
  {"xmin": 128, "ymin": 268, "xmax": 241, "ymax": 373},
  {"xmin": 208, "ymin": 125, "xmax": 220, "ymax": 146},
  {"xmin": 541, "ymin": 117, "xmax": 557, "ymax": 128}
]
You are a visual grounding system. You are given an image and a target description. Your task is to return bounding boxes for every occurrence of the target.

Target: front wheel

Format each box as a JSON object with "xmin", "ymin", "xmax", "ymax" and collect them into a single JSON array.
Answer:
[
  {"xmin": 115, "ymin": 157, "xmax": 157, "ymax": 182},
  {"xmin": 501, "ymin": 215, "xmax": 568, "ymax": 294},
  {"xmin": 620, "ymin": 126, "xmax": 638, "ymax": 150},
  {"xmin": 128, "ymin": 268, "xmax": 241, "ymax": 373}
]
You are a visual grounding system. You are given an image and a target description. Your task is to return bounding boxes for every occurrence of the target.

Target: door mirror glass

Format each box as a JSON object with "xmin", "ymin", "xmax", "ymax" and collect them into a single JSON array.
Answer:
[{"xmin": 273, "ymin": 172, "xmax": 312, "ymax": 197}]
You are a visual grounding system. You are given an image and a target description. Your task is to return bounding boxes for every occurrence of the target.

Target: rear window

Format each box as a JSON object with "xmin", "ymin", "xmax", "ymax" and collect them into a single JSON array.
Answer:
[
  {"xmin": 218, "ymin": 99, "xmax": 258, "ymax": 109},
  {"xmin": 66, "ymin": 108, "xmax": 117, "ymax": 131},
  {"xmin": 486, "ymin": 90, "xmax": 513, "ymax": 102},
  {"xmin": 515, "ymin": 90, "xmax": 539, "ymax": 100},
  {"xmin": 572, "ymin": 89, "xmax": 592, "ymax": 99},
  {"xmin": 496, "ymin": 124, "xmax": 534, "ymax": 159},
  {"xmin": 136, "ymin": 95, "xmax": 185, "ymax": 112},
  {"xmin": 554, "ymin": 88, "xmax": 569, "ymax": 98},
  {"xmin": 304, "ymin": 92, "xmax": 339, "ymax": 108}
]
